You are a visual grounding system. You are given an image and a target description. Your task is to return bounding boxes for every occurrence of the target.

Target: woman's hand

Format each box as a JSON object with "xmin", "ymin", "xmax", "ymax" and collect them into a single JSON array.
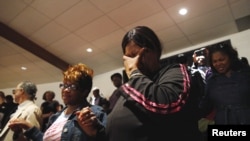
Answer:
[
  {"xmin": 123, "ymin": 48, "xmax": 146, "ymax": 78},
  {"xmin": 123, "ymin": 55, "xmax": 139, "ymax": 78},
  {"xmin": 75, "ymin": 107, "xmax": 99, "ymax": 137},
  {"xmin": 8, "ymin": 118, "xmax": 33, "ymax": 131}
]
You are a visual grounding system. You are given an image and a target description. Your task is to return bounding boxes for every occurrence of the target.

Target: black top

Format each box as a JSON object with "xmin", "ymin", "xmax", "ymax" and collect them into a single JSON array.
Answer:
[{"xmin": 105, "ymin": 64, "xmax": 191, "ymax": 141}]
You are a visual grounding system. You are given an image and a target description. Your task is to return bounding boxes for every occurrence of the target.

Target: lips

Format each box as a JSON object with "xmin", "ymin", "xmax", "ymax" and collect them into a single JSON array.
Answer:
[{"xmin": 215, "ymin": 66, "xmax": 225, "ymax": 73}]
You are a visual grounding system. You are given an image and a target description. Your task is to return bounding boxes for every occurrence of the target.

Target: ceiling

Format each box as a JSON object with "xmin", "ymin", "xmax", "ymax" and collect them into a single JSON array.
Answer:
[{"xmin": 0, "ymin": 0, "xmax": 250, "ymax": 89}]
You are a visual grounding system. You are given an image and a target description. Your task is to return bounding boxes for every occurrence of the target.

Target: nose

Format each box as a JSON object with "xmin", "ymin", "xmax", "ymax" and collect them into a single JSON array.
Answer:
[{"xmin": 62, "ymin": 87, "xmax": 71, "ymax": 92}]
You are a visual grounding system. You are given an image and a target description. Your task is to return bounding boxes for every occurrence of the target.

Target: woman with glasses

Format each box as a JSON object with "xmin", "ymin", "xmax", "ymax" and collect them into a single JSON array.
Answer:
[{"xmin": 8, "ymin": 63, "xmax": 107, "ymax": 141}]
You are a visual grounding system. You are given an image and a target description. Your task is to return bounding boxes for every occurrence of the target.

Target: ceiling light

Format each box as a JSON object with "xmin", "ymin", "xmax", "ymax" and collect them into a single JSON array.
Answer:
[
  {"xmin": 86, "ymin": 48, "xmax": 92, "ymax": 52},
  {"xmin": 21, "ymin": 66, "xmax": 27, "ymax": 70},
  {"xmin": 179, "ymin": 8, "xmax": 188, "ymax": 15}
]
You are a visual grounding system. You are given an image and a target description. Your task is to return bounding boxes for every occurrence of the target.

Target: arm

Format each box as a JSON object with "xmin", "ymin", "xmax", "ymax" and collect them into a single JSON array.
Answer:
[
  {"xmin": 122, "ymin": 63, "xmax": 190, "ymax": 115},
  {"xmin": 8, "ymin": 118, "xmax": 44, "ymax": 141},
  {"xmin": 8, "ymin": 104, "xmax": 43, "ymax": 140},
  {"xmin": 76, "ymin": 106, "xmax": 107, "ymax": 141},
  {"xmin": 122, "ymin": 47, "xmax": 190, "ymax": 115}
]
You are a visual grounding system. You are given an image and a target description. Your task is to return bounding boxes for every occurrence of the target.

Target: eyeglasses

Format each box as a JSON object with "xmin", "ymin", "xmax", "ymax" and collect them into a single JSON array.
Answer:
[
  {"xmin": 12, "ymin": 88, "xmax": 22, "ymax": 94},
  {"xmin": 59, "ymin": 83, "xmax": 78, "ymax": 91}
]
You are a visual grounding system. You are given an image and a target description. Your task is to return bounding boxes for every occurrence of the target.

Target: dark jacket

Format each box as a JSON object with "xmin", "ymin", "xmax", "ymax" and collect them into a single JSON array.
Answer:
[
  {"xmin": 105, "ymin": 63, "xmax": 190, "ymax": 141},
  {"xmin": 200, "ymin": 67, "xmax": 250, "ymax": 124},
  {"xmin": 0, "ymin": 102, "xmax": 18, "ymax": 129},
  {"xmin": 108, "ymin": 88, "xmax": 122, "ymax": 113}
]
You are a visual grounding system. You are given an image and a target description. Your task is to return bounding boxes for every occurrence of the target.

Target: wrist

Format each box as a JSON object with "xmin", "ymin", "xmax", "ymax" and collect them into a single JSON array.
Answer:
[{"xmin": 129, "ymin": 70, "xmax": 142, "ymax": 79}]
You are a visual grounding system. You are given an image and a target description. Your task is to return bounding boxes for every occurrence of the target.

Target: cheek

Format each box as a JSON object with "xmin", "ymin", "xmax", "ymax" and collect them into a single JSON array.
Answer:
[
  {"xmin": 13, "ymin": 94, "xmax": 20, "ymax": 102},
  {"xmin": 139, "ymin": 53, "xmax": 156, "ymax": 70},
  {"xmin": 144, "ymin": 52, "xmax": 156, "ymax": 63},
  {"xmin": 224, "ymin": 61, "xmax": 231, "ymax": 69}
]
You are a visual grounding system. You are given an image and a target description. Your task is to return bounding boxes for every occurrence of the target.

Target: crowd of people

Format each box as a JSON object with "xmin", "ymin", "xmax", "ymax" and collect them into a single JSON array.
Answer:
[{"xmin": 0, "ymin": 26, "xmax": 249, "ymax": 141}]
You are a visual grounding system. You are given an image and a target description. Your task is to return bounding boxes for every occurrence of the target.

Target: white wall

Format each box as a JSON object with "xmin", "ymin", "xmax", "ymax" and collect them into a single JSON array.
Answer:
[
  {"xmin": 1, "ymin": 29, "xmax": 250, "ymax": 107},
  {"xmin": 161, "ymin": 29, "xmax": 250, "ymax": 60}
]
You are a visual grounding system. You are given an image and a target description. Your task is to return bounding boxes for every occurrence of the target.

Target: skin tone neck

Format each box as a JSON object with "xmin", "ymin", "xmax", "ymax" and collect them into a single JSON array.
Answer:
[
  {"xmin": 64, "ymin": 104, "xmax": 80, "ymax": 115},
  {"xmin": 64, "ymin": 98, "xmax": 89, "ymax": 115}
]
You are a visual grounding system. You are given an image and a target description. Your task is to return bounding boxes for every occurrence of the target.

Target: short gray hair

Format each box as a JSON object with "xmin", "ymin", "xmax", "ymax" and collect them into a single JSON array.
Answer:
[{"xmin": 19, "ymin": 81, "xmax": 37, "ymax": 101}]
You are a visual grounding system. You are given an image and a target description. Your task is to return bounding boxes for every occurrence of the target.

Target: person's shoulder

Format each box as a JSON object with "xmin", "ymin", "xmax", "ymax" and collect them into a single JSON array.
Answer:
[
  {"xmin": 100, "ymin": 96, "xmax": 107, "ymax": 101},
  {"xmin": 1, "ymin": 102, "xmax": 8, "ymax": 107},
  {"xmin": 41, "ymin": 101, "xmax": 49, "ymax": 106},
  {"xmin": 52, "ymin": 100, "xmax": 60, "ymax": 105},
  {"xmin": 161, "ymin": 63, "xmax": 190, "ymax": 74},
  {"xmin": 160, "ymin": 63, "xmax": 180, "ymax": 70},
  {"xmin": 206, "ymin": 73, "xmax": 218, "ymax": 84},
  {"xmin": 6, "ymin": 102, "xmax": 18, "ymax": 107},
  {"xmin": 97, "ymin": 96, "xmax": 107, "ymax": 103},
  {"xmin": 238, "ymin": 66, "xmax": 250, "ymax": 78},
  {"xmin": 32, "ymin": 103, "xmax": 42, "ymax": 110},
  {"xmin": 0, "ymin": 103, "xmax": 7, "ymax": 111},
  {"xmin": 24, "ymin": 102, "xmax": 42, "ymax": 115},
  {"xmin": 240, "ymin": 65, "xmax": 250, "ymax": 72},
  {"xmin": 26, "ymin": 101, "xmax": 40, "ymax": 109},
  {"xmin": 13, "ymin": 103, "xmax": 18, "ymax": 107}
]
